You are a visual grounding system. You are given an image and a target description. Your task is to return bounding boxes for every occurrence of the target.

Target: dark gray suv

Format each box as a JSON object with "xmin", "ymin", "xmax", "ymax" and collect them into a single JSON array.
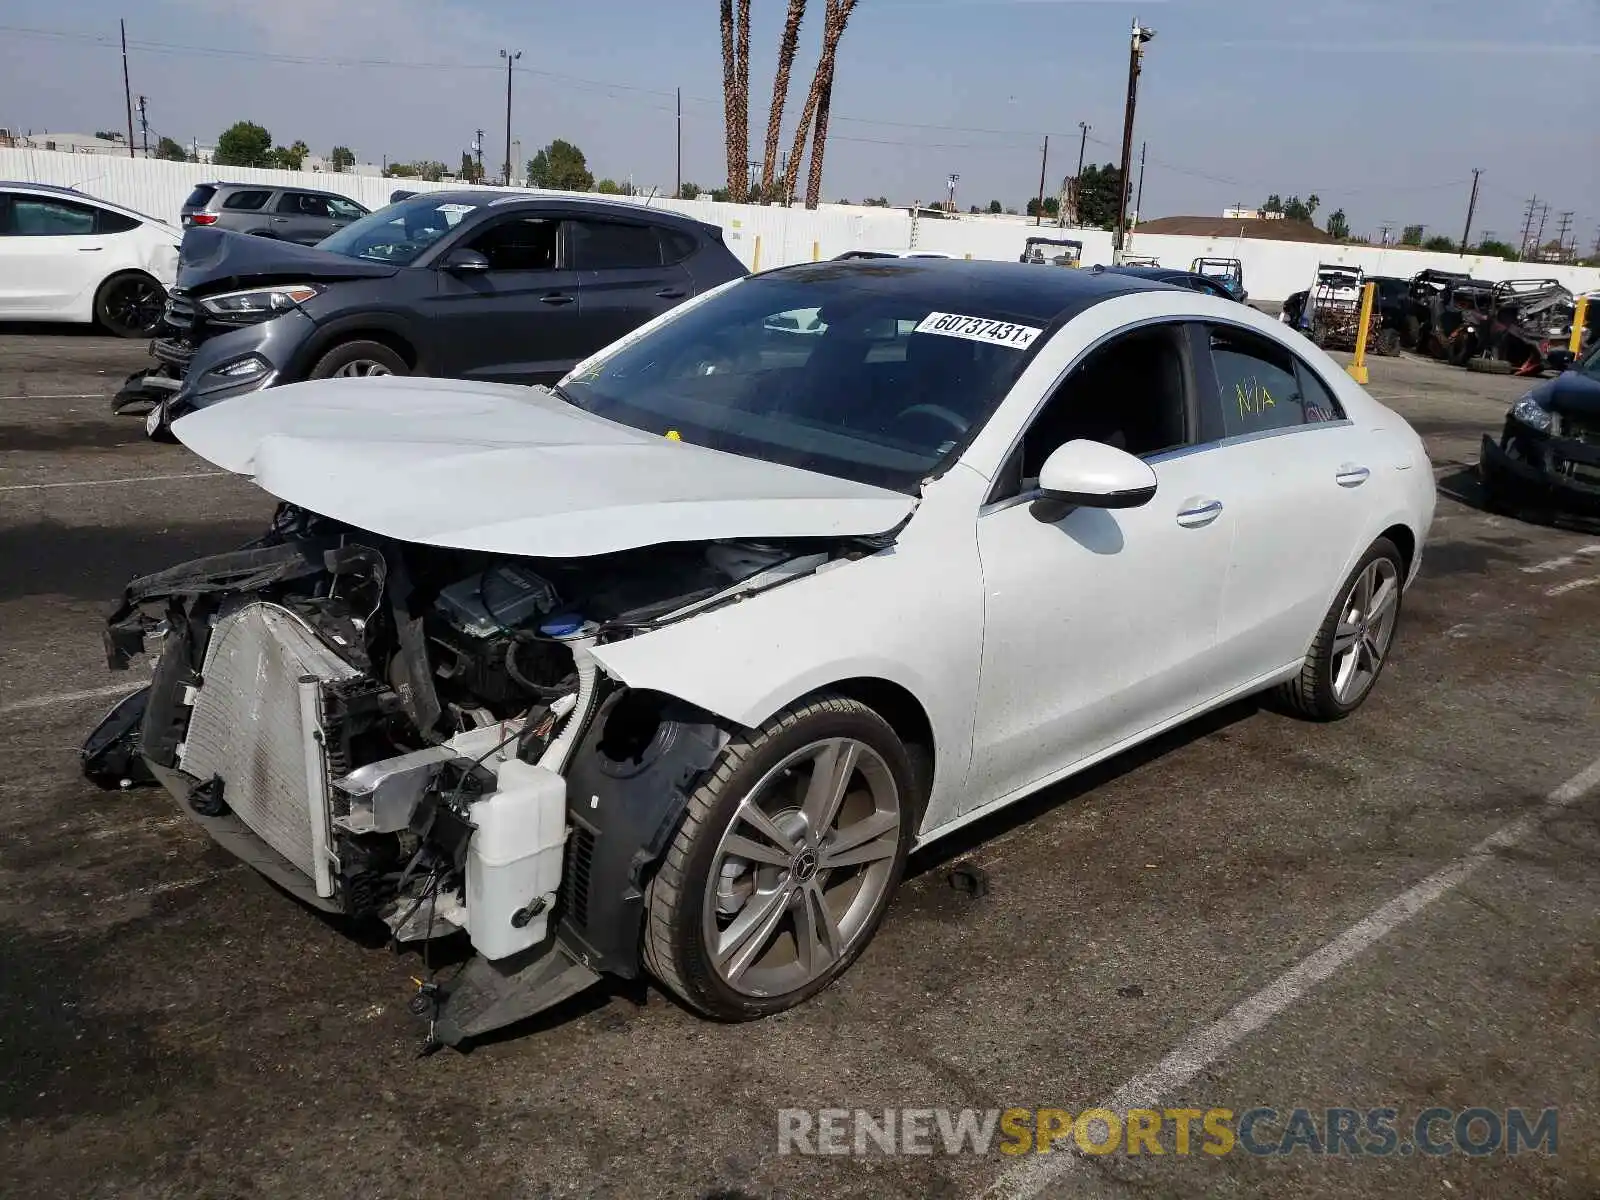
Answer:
[
  {"xmin": 119, "ymin": 192, "xmax": 747, "ymax": 436},
  {"xmin": 181, "ymin": 182, "xmax": 370, "ymax": 245}
]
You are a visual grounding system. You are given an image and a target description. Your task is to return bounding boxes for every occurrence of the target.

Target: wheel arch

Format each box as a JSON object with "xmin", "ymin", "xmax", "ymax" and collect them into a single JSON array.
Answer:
[{"xmin": 292, "ymin": 319, "xmax": 420, "ymax": 378}]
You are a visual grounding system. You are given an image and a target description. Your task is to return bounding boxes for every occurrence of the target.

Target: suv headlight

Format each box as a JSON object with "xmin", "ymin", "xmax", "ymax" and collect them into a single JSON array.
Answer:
[
  {"xmin": 1510, "ymin": 393, "xmax": 1553, "ymax": 433},
  {"xmin": 199, "ymin": 283, "xmax": 322, "ymax": 323}
]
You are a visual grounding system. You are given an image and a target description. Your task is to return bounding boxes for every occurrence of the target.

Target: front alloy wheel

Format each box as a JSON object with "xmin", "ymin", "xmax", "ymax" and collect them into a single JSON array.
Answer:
[{"xmin": 644, "ymin": 694, "xmax": 915, "ymax": 1019}]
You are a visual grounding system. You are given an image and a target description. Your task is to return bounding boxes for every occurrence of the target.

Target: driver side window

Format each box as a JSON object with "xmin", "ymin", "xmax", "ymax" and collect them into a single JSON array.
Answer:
[
  {"xmin": 464, "ymin": 217, "xmax": 558, "ymax": 271},
  {"xmin": 997, "ymin": 322, "xmax": 1193, "ymax": 497}
]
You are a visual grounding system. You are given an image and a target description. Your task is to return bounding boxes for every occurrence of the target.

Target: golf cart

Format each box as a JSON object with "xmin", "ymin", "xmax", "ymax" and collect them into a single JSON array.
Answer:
[
  {"xmin": 1021, "ymin": 237, "xmax": 1083, "ymax": 267},
  {"xmin": 1293, "ymin": 263, "xmax": 1388, "ymax": 353},
  {"xmin": 1191, "ymin": 257, "xmax": 1247, "ymax": 302},
  {"xmin": 1115, "ymin": 252, "xmax": 1160, "ymax": 267}
]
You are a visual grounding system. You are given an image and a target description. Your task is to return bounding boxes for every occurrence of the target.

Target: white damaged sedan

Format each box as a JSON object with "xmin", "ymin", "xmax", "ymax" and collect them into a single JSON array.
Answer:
[{"xmin": 85, "ymin": 260, "xmax": 1435, "ymax": 1043}]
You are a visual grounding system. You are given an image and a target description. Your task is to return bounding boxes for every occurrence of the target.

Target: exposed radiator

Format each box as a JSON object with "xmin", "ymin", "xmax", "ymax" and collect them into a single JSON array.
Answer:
[{"xmin": 181, "ymin": 602, "xmax": 360, "ymax": 897}]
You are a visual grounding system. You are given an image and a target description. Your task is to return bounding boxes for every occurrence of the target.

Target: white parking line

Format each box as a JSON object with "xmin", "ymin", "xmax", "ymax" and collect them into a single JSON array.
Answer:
[
  {"xmin": 0, "ymin": 393, "xmax": 108, "ymax": 401},
  {"xmin": 0, "ymin": 470, "xmax": 228, "ymax": 493},
  {"xmin": 978, "ymin": 751, "xmax": 1600, "ymax": 1200},
  {"xmin": 0, "ymin": 681, "xmax": 146, "ymax": 717},
  {"xmin": 1546, "ymin": 577, "xmax": 1600, "ymax": 597},
  {"xmin": 1521, "ymin": 546, "xmax": 1600, "ymax": 574}
]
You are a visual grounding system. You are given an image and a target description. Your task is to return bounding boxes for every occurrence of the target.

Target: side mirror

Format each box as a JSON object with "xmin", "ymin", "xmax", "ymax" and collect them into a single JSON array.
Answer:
[
  {"xmin": 1545, "ymin": 348, "xmax": 1575, "ymax": 372},
  {"xmin": 1037, "ymin": 439, "xmax": 1158, "ymax": 509},
  {"xmin": 440, "ymin": 247, "xmax": 490, "ymax": 273}
]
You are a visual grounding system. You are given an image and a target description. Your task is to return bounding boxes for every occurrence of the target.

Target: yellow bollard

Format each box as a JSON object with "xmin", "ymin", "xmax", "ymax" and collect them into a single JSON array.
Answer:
[
  {"xmin": 812, "ymin": 240, "xmax": 820, "ymax": 262},
  {"xmin": 965, "ymin": 252, "xmax": 972, "ymax": 260},
  {"xmin": 1346, "ymin": 280, "xmax": 1376, "ymax": 385},
  {"xmin": 1570, "ymin": 294, "xmax": 1589, "ymax": 357},
  {"xmin": 753, "ymin": 235, "xmax": 762, "ymax": 272}
]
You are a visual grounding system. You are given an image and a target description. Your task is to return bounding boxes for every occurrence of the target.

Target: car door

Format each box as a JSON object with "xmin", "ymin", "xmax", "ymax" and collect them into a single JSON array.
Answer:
[
  {"xmin": 427, "ymin": 213, "xmax": 583, "ymax": 384},
  {"xmin": 0, "ymin": 192, "xmax": 106, "ymax": 318},
  {"xmin": 1188, "ymin": 322, "xmax": 1390, "ymax": 682},
  {"xmin": 565, "ymin": 217, "xmax": 692, "ymax": 356},
  {"xmin": 271, "ymin": 191, "xmax": 336, "ymax": 244},
  {"xmin": 967, "ymin": 321, "xmax": 1236, "ymax": 807}
]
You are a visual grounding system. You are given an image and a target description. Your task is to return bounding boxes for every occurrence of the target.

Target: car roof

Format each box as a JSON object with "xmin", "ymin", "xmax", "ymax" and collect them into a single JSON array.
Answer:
[
  {"xmin": 761, "ymin": 257, "xmax": 1172, "ymax": 324},
  {"xmin": 0, "ymin": 180, "xmax": 167, "ymax": 226},
  {"xmin": 200, "ymin": 181, "xmax": 351, "ymax": 199},
  {"xmin": 0, "ymin": 180, "xmax": 86, "ymax": 196},
  {"xmin": 405, "ymin": 189, "xmax": 720, "ymax": 234}
]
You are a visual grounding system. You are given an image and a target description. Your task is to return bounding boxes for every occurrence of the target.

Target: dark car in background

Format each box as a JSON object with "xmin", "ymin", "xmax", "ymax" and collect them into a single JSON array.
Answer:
[
  {"xmin": 1093, "ymin": 264, "xmax": 1245, "ymax": 301},
  {"xmin": 121, "ymin": 193, "xmax": 747, "ymax": 436},
  {"xmin": 1479, "ymin": 337, "xmax": 1600, "ymax": 522},
  {"xmin": 180, "ymin": 182, "xmax": 371, "ymax": 245},
  {"xmin": 1280, "ymin": 274, "xmax": 1410, "ymax": 355}
]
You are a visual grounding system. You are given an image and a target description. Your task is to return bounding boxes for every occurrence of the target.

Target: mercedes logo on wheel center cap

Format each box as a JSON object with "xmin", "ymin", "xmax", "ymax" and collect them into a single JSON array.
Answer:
[{"xmin": 792, "ymin": 849, "xmax": 818, "ymax": 883}]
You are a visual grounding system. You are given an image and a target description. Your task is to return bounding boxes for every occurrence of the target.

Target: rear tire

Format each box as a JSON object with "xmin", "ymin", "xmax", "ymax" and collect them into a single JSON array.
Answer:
[
  {"xmin": 1274, "ymin": 538, "xmax": 1405, "ymax": 722},
  {"xmin": 94, "ymin": 271, "xmax": 166, "ymax": 338},
  {"xmin": 1467, "ymin": 357, "xmax": 1514, "ymax": 375},
  {"xmin": 307, "ymin": 340, "xmax": 409, "ymax": 380},
  {"xmin": 1376, "ymin": 328, "xmax": 1402, "ymax": 357},
  {"xmin": 643, "ymin": 693, "xmax": 915, "ymax": 1020}
]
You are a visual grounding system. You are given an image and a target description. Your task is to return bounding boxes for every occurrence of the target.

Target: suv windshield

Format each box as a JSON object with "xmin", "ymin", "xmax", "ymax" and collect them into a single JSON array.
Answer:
[
  {"xmin": 316, "ymin": 195, "xmax": 480, "ymax": 264},
  {"xmin": 560, "ymin": 266, "xmax": 1052, "ymax": 493}
]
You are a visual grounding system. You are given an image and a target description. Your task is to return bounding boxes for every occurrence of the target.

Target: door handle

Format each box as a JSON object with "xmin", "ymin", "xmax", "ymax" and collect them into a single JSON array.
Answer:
[
  {"xmin": 1335, "ymin": 464, "xmax": 1371, "ymax": 487},
  {"xmin": 655, "ymin": 287, "xmax": 686, "ymax": 299},
  {"xmin": 77, "ymin": 246, "xmax": 103, "ymax": 252},
  {"xmin": 1176, "ymin": 498, "xmax": 1224, "ymax": 528},
  {"xmin": 540, "ymin": 293, "xmax": 575, "ymax": 306},
  {"xmin": 271, "ymin": 216, "xmax": 289, "ymax": 222}
]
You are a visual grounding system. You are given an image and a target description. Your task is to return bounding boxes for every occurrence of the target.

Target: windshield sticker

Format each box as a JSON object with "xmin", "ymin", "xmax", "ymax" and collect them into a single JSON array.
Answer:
[{"xmin": 914, "ymin": 312, "xmax": 1042, "ymax": 349}]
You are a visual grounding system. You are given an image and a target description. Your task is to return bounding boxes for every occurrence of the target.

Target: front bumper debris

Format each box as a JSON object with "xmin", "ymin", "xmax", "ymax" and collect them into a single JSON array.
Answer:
[{"xmin": 1480, "ymin": 421, "xmax": 1600, "ymax": 522}]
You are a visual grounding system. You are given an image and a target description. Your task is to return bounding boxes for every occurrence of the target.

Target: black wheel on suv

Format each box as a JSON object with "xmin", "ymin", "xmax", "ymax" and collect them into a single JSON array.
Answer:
[
  {"xmin": 95, "ymin": 272, "xmax": 167, "ymax": 338},
  {"xmin": 308, "ymin": 340, "xmax": 409, "ymax": 380}
]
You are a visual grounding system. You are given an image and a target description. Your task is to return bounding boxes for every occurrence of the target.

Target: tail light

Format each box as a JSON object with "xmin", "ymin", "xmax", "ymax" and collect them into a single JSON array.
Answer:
[{"xmin": 190, "ymin": 213, "xmax": 217, "ymax": 225}]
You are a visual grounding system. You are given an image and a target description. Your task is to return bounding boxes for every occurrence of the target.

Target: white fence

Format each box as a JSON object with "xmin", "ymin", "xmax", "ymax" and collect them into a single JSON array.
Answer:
[{"xmin": 6, "ymin": 147, "xmax": 1598, "ymax": 302}]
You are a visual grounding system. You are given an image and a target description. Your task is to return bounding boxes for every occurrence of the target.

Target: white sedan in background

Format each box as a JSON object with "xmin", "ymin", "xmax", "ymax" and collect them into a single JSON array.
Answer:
[
  {"xmin": 0, "ymin": 181, "xmax": 180, "ymax": 336},
  {"xmin": 91, "ymin": 261, "xmax": 1434, "ymax": 1044}
]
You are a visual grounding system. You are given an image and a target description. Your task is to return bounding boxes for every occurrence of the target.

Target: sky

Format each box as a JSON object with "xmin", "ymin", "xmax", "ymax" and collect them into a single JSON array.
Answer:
[{"xmin": 1, "ymin": 0, "xmax": 1596, "ymax": 246}]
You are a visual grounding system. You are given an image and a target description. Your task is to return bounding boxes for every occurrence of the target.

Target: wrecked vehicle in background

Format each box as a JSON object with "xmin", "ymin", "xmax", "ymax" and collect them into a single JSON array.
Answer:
[
  {"xmin": 1283, "ymin": 263, "xmax": 1391, "ymax": 354},
  {"xmin": 1450, "ymin": 279, "xmax": 1579, "ymax": 376},
  {"xmin": 1413, "ymin": 273, "xmax": 1495, "ymax": 361},
  {"xmin": 1479, "ymin": 335, "xmax": 1600, "ymax": 521},
  {"xmin": 1189, "ymin": 257, "xmax": 1247, "ymax": 303},
  {"xmin": 81, "ymin": 260, "xmax": 1435, "ymax": 1047}
]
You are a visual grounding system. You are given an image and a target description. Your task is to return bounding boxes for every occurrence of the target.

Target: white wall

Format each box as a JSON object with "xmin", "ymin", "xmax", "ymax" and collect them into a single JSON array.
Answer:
[{"xmin": 6, "ymin": 147, "xmax": 1597, "ymax": 301}]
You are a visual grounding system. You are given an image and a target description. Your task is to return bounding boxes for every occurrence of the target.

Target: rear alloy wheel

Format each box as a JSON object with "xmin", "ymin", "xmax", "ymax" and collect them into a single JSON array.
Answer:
[
  {"xmin": 1375, "ymin": 327, "xmax": 1402, "ymax": 357},
  {"xmin": 308, "ymin": 340, "xmax": 409, "ymax": 380},
  {"xmin": 95, "ymin": 272, "xmax": 167, "ymax": 338},
  {"xmin": 643, "ymin": 694, "xmax": 915, "ymax": 1019},
  {"xmin": 1275, "ymin": 538, "xmax": 1405, "ymax": 721}
]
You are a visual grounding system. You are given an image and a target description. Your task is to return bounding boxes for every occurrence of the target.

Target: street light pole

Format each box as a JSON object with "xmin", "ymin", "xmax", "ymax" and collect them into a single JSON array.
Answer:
[
  {"xmin": 500, "ymin": 49, "xmax": 522, "ymax": 185},
  {"xmin": 1114, "ymin": 19, "xmax": 1155, "ymax": 252}
]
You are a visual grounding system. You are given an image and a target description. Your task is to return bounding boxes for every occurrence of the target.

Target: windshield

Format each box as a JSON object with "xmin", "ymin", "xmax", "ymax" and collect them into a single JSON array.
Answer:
[
  {"xmin": 1577, "ymin": 336, "xmax": 1600, "ymax": 382},
  {"xmin": 560, "ymin": 265, "xmax": 1053, "ymax": 493},
  {"xmin": 316, "ymin": 195, "xmax": 480, "ymax": 264}
]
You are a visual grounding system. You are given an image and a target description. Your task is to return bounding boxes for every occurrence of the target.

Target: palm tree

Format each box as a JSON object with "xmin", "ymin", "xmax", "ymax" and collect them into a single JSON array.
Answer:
[
  {"xmin": 720, "ymin": 0, "xmax": 754, "ymax": 202},
  {"xmin": 782, "ymin": 0, "xmax": 856, "ymax": 210},
  {"xmin": 760, "ymin": 0, "xmax": 808, "ymax": 204}
]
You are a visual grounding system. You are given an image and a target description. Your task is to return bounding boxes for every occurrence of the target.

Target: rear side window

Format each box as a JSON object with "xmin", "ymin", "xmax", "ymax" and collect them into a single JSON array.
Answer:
[
  {"xmin": 568, "ymin": 220, "xmax": 662, "ymax": 270},
  {"xmin": 660, "ymin": 227, "xmax": 697, "ymax": 264},
  {"xmin": 328, "ymin": 197, "xmax": 367, "ymax": 220},
  {"xmin": 96, "ymin": 209, "xmax": 141, "ymax": 234},
  {"xmin": 277, "ymin": 192, "xmax": 333, "ymax": 217},
  {"xmin": 11, "ymin": 196, "xmax": 97, "ymax": 236},
  {"xmin": 222, "ymin": 190, "xmax": 271, "ymax": 211},
  {"xmin": 183, "ymin": 185, "xmax": 217, "ymax": 209},
  {"xmin": 465, "ymin": 217, "xmax": 558, "ymax": 271},
  {"xmin": 1208, "ymin": 326, "xmax": 1342, "ymax": 438}
]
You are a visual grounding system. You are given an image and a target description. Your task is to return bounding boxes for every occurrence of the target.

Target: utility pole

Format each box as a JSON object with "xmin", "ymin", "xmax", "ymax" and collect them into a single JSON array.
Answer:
[
  {"xmin": 1534, "ymin": 203, "xmax": 1550, "ymax": 256},
  {"xmin": 1458, "ymin": 168, "xmax": 1481, "ymax": 255},
  {"xmin": 474, "ymin": 128, "xmax": 484, "ymax": 182},
  {"xmin": 1075, "ymin": 121, "xmax": 1089, "ymax": 180},
  {"xmin": 120, "ymin": 19, "xmax": 135, "ymax": 159},
  {"xmin": 499, "ymin": 49, "xmax": 521, "ymax": 185},
  {"xmin": 1592, "ymin": 225, "xmax": 1600, "ymax": 260},
  {"xmin": 1133, "ymin": 140, "xmax": 1147, "ymax": 229},
  {"xmin": 1555, "ymin": 210, "xmax": 1574, "ymax": 260},
  {"xmin": 1034, "ymin": 135, "xmax": 1048, "ymax": 226},
  {"xmin": 1518, "ymin": 196, "xmax": 1539, "ymax": 259},
  {"xmin": 1114, "ymin": 19, "xmax": 1156, "ymax": 252},
  {"xmin": 136, "ymin": 95, "xmax": 149, "ymax": 156},
  {"xmin": 675, "ymin": 87, "xmax": 682, "ymax": 199},
  {"xmin": 1378, "ymin": 222, "xmax": 1393, "ymax": 247}
]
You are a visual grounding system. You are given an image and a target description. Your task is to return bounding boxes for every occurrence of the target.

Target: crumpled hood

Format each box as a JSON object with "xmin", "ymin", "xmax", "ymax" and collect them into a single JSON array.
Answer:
[
  {"xmin": 177, "ymin": 226, "xmax": 400, "ymax": 290},
  {"xmin": 171, "ymin": 377, "xmax": 917, "ymax": 557},
  {"xmin": 1533, "ymin": 369, "xmax": 1600, "ymax": 418}
]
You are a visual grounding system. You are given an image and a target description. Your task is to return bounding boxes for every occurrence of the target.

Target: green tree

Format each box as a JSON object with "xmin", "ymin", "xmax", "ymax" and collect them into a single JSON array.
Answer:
[
  {"xmin": 1401, "ymin": 224, "xmax": 1425, "ymax": 246},
  {"xmin": 153, "ymin": 136, "xmax": 188, "ymax": 162},
  {"xmin": 413, "ymin": 161, "xmax": 446, "ymax": 182},
  {"xmin": 710, "ymin": 186, "xmax": 732, "ymax": 202},
  {"xmin": 527, "ymin": 139, "xmax": 594, "ymax": 191},
  {"xmin": 1262, "ymin": 194, "xmax": 1283, "ymax": 214},
  {"xmin": 1025, "ymin": 196, "xmax": 1061, "ymax": 219},
  {"xmin": 1477, "ymin": 238, "xmax": 1516, "ymax": 259},
  {"xmin": 595, "ymin": 178, "xmax": 622, "ymax": 195},
  {"xmin": 213, "ymin": 121, "xmax": 274, "ymax": 168},
  {"xmin": 1325, "ymin": 208, "xmax": 1350, "ymax": 240},
  {"xmin": 1423, "ymin": 234, "xmax": 1457, "ymax": 252},
  {"xmin": 679, "ymin": 181, "xmax": 703, "ymax": 200},
  {"xmin": 1075, "ymin": 163, "xmax": 1125, "ymax": 228},
  {"xmin": 329, "ymin": 145, "xmax": 356, "ymax": 172},
  {"xmin": 988, "ymin": 199, "xmax": 1003, "ymax": 214},
  {"xmin": 385, "ymin": 162, "xmax": 418, "ymax": 178},
  {"xmin": 458, "ymin": 152, "xmax": 479, "ymax": 182},
  {"xmin": 270, "ymin": 139, "xmax": 310, "ymax": 170},
  {"xmin": 1280, "ymin": 194, "xmax": 1320, "ymax": 222}
]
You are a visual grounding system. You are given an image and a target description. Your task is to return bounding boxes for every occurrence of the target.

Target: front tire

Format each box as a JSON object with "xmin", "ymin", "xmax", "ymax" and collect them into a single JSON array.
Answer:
[
  {"xmin": 1275, "ymin": 538, "xmax": 1405, "ymax": 721},
  {"xmin": 94, "ymin": 272, "xmax": 166, "ymax": 338},
  {"xmin": 307, "ymin": 340, "xmax": 409, "ymax": 380},
  {"xmin": 643, "ymin": 693, "xmax": 915, "ymax": 1020}
]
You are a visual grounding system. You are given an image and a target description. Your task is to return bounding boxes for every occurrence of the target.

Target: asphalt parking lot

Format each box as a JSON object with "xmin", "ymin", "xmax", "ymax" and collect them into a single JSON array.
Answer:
[{"xmin": 1, "ymin": 331, "xmax": 1596, "ymax": 1200}]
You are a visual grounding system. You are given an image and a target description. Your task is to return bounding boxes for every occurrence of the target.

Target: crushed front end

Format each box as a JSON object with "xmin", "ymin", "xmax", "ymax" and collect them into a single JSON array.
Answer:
[
  {"xmin": 86, "ymin": 503, "xmax": 861, "ymax": 1044},
  {"xmin": 1480, "ymin": 391, "xmax": 1600, "ymax": 524}
]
